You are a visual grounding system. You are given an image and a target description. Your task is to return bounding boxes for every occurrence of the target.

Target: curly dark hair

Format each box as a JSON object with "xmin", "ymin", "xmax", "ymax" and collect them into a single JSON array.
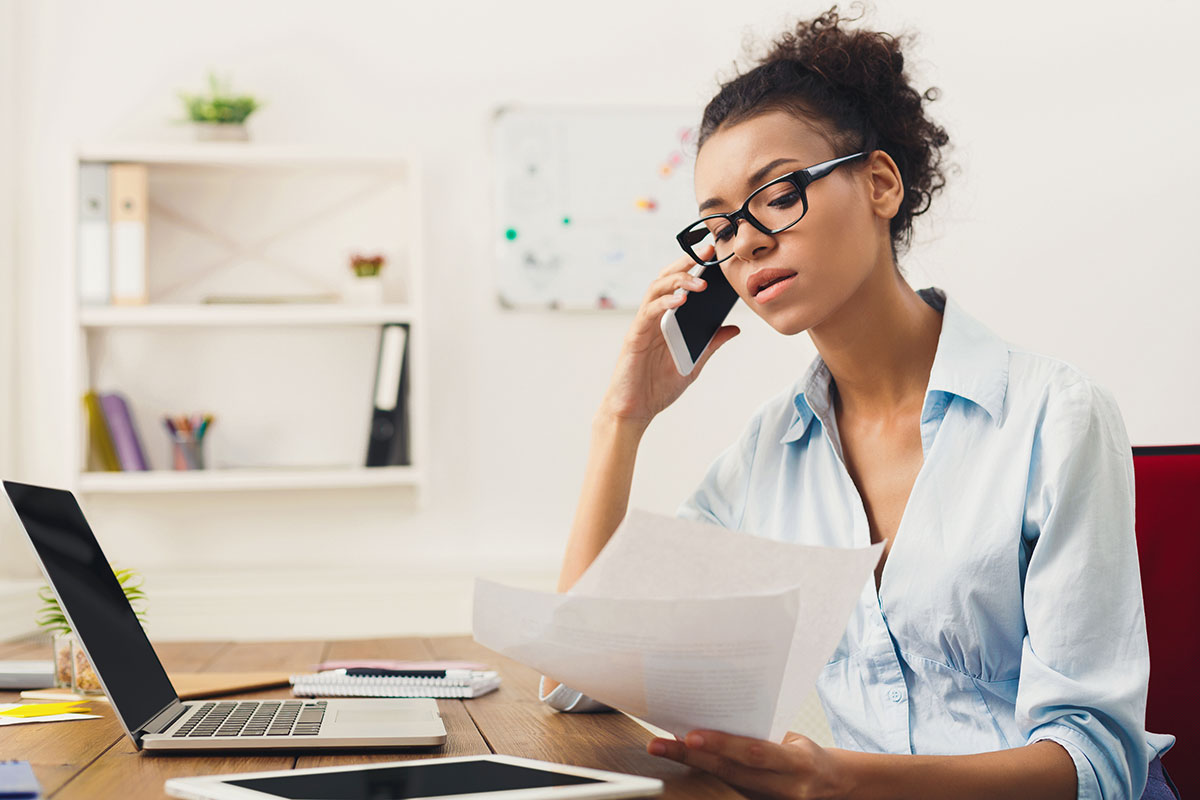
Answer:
[{"xmin": 699, "ymin": 5, "xmax": 950, "ymax": 253}]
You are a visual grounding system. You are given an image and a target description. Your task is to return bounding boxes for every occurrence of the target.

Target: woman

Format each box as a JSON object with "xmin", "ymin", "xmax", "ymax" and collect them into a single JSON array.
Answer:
[{"xmin": 540, "ymin": 8, "xmax": 1176, "ymax": 800}]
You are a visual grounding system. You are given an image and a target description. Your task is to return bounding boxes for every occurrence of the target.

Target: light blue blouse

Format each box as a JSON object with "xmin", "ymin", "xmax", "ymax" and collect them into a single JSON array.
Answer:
[{"xmin": 543, "ymin": 287, "xmax": 1174, "ymax": 800}]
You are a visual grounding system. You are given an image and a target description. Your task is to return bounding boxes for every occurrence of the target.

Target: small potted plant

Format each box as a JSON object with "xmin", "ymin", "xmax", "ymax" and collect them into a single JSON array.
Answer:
[
  {"xmin": 177, "ymin": 71, "xmax": 262, "ymax": 141},
  {"xmin": 37, "ymin": 566, "xmax": 147, "ymax": 695},
  {"xmin": 344, "ymin": 252, "xmax": 387, "ymax": 304}
]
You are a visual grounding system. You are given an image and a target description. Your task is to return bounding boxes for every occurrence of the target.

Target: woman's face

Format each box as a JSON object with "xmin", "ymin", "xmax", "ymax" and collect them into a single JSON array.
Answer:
[{"xmin": 692, "ymin": 110, "xmax": 893, "ymax": 336}]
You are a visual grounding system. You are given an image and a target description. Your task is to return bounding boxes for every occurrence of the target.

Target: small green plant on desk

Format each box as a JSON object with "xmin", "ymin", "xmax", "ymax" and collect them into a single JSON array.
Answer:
[{"xmin": 37, "ymin": 566, "xmax": 147, "ymax": 694}]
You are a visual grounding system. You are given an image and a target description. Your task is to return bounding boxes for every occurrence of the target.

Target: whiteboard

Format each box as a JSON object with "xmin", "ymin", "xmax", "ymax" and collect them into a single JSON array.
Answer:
[{"xmin": 492, "ymin": 105, "xmax": 702, "ymax": 310}]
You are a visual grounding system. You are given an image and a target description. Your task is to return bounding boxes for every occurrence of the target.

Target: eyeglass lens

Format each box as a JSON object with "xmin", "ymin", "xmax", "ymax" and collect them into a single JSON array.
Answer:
[{"xmin": 682, "ymin": 178, "xmax": 805, "ymax": 263}]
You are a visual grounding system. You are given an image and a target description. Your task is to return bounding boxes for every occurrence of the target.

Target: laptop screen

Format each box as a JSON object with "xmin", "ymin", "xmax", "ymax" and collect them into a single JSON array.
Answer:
[{"xmin": 4, "ymin": 481, "xmax": 177, "ymax": 737}]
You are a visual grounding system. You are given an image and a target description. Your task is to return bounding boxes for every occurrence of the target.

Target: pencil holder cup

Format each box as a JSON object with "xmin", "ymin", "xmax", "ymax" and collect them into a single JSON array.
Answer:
[{"xmin": 171, "ymin": 433, "xmax": 206, "ymax": 470}]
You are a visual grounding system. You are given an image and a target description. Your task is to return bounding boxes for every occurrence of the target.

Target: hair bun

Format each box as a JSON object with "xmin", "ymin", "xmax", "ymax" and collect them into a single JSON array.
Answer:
[{"xmin": 699, "ymin": 4, "xmax": 950, "ymax": 252}]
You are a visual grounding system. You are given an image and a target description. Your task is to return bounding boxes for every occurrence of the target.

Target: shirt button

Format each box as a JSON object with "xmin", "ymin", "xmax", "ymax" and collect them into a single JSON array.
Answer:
[{"xmin": 888, "ymin": 688, "xmax": 904, "ymax": 703}]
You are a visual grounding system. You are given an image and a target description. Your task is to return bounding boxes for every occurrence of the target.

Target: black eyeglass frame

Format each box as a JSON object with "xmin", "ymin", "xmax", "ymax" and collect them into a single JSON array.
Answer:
[{"xmin": 676, "ymin": 151, "xmax": 869, "ymax": 266}]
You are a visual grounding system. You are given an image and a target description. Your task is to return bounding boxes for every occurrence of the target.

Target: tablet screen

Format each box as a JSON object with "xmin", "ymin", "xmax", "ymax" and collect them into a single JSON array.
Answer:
[{"xmin": 227, "ymin": 760, "xmax": 603, "ymax": 799}]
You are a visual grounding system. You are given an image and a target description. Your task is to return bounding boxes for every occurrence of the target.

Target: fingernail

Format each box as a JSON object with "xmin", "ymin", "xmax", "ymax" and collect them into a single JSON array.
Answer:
[
  {"xmin": 689, "ymin": 279, "xmax": 706, "ymax": 289},
  {"xmin": 686, "ymin": 733, "xmax": 705, "ymax": 749},
  {"xmin": 649, "ymin": 741, "xmax": 666, "ymax": 756}
]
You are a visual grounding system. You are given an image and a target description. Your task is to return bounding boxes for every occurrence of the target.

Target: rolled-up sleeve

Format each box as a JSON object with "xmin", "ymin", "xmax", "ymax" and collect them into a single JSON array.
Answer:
[{"xmin": 1017, "ymin": 378, "xmax": 1153, "ymax": 800}]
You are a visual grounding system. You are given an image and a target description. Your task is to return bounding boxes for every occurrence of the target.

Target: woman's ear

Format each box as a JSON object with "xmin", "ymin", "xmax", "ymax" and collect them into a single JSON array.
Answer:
[{"xmin": 865, "ymin": 150, "xmax": 904, "ymax": 222}]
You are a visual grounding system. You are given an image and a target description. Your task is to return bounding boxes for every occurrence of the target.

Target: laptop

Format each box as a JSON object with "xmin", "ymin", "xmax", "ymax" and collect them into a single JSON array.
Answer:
[{"xmin": 2, "ymin": 480, "xmax": 447, "ymax": 751}]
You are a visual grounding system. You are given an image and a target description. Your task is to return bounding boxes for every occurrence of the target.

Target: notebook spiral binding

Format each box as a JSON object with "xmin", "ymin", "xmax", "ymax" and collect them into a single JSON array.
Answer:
[{"xmin": 289, "ymin": 671, "xmax": 501, "ymax": 699}]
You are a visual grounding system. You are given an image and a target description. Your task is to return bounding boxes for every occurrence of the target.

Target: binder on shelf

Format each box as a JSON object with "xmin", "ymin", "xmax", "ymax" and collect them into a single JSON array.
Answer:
[
  {"xmin": 98, "ymin": 392, "xmax": 149, "ymax": 471},
  {"xmin": 366, "ymin": 322, "xmax": 410, "ymax": 467},
  {"xmin": 82, "ymin": 391, "xmax": 122, "ymax": 472},
  {"xmin": 77, "ymin": 162, "xmax": 111, "ymax": 305},
  {"xmin": 109, "ymin": 162, "xmax": 148, "ymax": 305}
]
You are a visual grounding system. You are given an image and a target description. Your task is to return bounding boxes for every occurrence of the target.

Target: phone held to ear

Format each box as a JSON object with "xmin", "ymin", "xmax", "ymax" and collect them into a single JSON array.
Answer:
[{"xmin": 660, "ymin": 262, "xmax": 740, "ymax": 376}]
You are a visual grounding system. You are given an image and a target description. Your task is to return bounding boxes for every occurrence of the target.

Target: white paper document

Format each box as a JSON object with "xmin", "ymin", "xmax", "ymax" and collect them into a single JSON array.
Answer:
[{"xmin": 473, "ymin": 509, "xmax": 882, "ymax": 742}]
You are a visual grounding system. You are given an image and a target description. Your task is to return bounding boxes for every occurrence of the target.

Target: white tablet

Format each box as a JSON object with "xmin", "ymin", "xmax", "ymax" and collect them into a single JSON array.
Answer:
[{"xmin": 163, "ymin": 754, "xmax": 664, "ymax": 800}]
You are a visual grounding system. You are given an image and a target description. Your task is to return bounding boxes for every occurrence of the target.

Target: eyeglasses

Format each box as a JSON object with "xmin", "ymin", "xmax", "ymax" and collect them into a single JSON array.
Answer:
[{"xmin": 676, "ymin": 152, "xmax": 868, "ymax": 266}]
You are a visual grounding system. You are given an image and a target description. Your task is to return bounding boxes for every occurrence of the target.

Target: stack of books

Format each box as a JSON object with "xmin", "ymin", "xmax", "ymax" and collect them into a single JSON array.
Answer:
[{"xmin": 83, "ymin": 391, "xmax": 148, "ymax": 472}]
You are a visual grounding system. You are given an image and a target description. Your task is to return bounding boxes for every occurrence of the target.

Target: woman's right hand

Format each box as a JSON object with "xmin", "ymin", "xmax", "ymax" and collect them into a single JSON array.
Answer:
[{"xmin": 598, "ymin": 246, "xmax": 740, "ymax": 427}]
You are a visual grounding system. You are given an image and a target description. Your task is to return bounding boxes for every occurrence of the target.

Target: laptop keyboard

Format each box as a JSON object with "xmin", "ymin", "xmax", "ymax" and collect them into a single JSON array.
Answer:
[{"xmin": 171, "ymin": 700, "xmax": 328, "ymax": 738}]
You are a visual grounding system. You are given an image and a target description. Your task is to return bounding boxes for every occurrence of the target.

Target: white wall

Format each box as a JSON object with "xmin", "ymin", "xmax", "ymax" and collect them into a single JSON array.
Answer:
[
  {"xmin": 3, "ymin": 0, "xmax": 1198, "ymax": 638},
  {"xmin": 0, "ymin": 2, "xmax": 17, "ymax": 490},
  {"xmin": 0, "ymin": 1, "xmax": 42, "ymax": 640},
  {"xmin": 1, "ymin": 1, "xmax": 21, "ymax": 547}
]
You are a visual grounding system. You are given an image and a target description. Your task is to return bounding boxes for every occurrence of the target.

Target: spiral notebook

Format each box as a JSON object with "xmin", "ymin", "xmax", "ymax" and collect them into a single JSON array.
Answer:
[{"xmin": 289, "ymin": 668, "xmax": 501, "ymax": 699}]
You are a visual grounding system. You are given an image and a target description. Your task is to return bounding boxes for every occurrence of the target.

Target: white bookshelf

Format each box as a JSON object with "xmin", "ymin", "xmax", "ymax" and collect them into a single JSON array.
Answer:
[
  {"xmin": 80, "ymin": 303, "xmax": 418, "ymax": 328},
  {"xmin": 77, "ymin": 466, "xmax": 421, "ymax": 494},
  {"xmin": 78, "ymin": 142, "xmax": 415, "ymax": 169},
  {"xmin": 70, "ymin": 142, "xmax": 426, "ymax": 495}
]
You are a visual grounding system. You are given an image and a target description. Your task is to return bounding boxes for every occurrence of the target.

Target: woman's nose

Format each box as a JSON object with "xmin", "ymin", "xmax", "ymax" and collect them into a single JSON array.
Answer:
[{"xmin": 730, "ymin": 217, "xmax": 775, "ymax": 262}]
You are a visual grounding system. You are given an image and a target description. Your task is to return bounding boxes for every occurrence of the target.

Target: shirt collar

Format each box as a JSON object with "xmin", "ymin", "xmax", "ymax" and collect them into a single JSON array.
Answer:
[{"xmin": 780, "ymin": 287, "xmax": 1010, "ymax": 444}]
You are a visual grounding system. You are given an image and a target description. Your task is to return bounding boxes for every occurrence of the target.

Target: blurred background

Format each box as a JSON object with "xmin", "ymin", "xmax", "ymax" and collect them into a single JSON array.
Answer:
[{"xmin": 0, "ymin": 0, "xmax": 1196, "ymax": 642}]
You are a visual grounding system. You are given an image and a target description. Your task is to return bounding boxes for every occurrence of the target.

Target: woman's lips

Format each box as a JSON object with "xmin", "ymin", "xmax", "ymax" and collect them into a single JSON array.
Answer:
[
  {"xmin": 753, "ymin": 274, "xmax": 797, "ymax": 304},
  {"xmin": 747, "ymin": 268, "xmax": 798, "ymax": 300}
]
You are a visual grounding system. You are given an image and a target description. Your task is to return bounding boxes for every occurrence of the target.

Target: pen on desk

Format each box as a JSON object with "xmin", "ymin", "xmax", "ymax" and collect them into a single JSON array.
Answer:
[{"xmin": 341, "ymin": 668, "xmax": 476, "ymax": 679}]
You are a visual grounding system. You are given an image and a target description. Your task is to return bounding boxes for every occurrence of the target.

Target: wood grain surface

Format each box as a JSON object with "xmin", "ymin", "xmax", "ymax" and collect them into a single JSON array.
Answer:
[{"xmin": 0, "ymin": 635, "xmax": 747, "ymax": 799}]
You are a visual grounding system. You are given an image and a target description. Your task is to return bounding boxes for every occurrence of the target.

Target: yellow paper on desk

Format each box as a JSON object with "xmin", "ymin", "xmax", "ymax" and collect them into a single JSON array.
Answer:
[
  {"xmin": 0, "ymin": 701, "xmax": 92, "ymax": 717},
  {"xmin": 0, "ymin": 702, "xmax": 100, "ymax": 726}
]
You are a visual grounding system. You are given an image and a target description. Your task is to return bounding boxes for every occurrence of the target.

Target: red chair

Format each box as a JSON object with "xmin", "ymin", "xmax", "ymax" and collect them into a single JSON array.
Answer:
[{"xmin": 1132, "ymin": 444, "xmax": 1200, "ymax": 797}]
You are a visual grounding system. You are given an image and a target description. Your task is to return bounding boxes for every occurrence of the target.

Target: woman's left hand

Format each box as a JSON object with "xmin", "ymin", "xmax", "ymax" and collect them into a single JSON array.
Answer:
[{"xmin": 648, "ymin": 729, "xmax": 853, "ymax": 800}]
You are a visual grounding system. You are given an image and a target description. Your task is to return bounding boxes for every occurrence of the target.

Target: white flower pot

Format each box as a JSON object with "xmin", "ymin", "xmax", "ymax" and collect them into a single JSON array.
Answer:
[
  {"xmin": 191, "ymin": 122, "xmax": 249, "ymax": 142},
  {"xmin": 343, "ymin": 276, "xmax": 384, "ymax": 305}
]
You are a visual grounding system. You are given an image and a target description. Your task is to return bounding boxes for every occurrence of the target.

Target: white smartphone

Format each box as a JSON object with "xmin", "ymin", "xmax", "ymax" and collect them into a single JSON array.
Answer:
[{"xmin": 660, "ymin": 262, "xmax": 740, "ymax": 376}]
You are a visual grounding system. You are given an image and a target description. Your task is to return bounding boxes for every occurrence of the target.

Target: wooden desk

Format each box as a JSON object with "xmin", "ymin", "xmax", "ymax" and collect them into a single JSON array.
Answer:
[{"xmin": 0, "ymin": 635, "xmax": 747, "ymax": 799}]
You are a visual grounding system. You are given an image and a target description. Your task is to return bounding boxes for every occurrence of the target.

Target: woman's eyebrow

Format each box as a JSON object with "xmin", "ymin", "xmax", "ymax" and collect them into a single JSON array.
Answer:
[{"xmin": 697, "ymin": 157, "xmax": 802, "ymax": 213}]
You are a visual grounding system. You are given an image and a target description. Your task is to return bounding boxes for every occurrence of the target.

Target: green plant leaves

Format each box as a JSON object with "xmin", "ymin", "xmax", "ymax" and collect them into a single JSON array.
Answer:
[
  {"xmin": 35, "ymin": 563, "xmax": 148, "ymax": 634},
  {"xmin": 178, "ymin": 71, "xmax": 261, "ymax": 124}
]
